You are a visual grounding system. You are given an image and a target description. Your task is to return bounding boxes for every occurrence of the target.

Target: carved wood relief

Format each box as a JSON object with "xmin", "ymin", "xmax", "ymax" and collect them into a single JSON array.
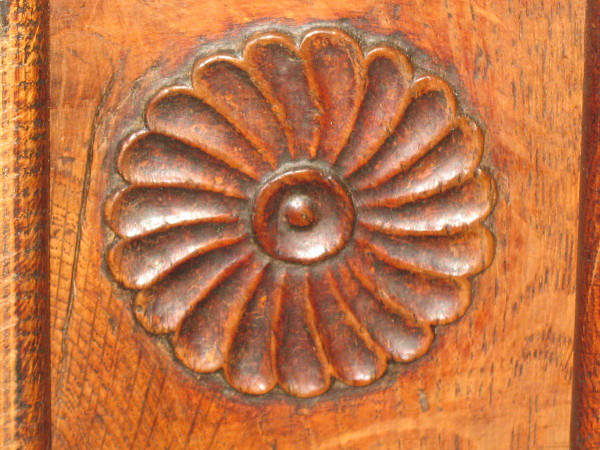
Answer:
[{"xmin": 104, "ymin": 27, "xmax": 496, "ymax": 398}]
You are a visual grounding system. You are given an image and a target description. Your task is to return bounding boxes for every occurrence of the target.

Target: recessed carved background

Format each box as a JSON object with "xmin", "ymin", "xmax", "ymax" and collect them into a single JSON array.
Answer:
[{"xmin": 105, "ymin": 27, "xmax": 496, "ymax": 398}]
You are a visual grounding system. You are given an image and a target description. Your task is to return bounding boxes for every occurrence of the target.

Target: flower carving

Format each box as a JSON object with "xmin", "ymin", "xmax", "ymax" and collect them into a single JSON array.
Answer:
[{"xmin": 106, "ymin": 28, "xmax": 496, "ymax": 398}]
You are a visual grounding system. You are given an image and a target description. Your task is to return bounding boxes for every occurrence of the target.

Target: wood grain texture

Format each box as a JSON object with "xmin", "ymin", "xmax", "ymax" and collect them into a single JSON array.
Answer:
[
  {"xmin": 572, "ymin": 0, "xmax": 600, "ymax": 447},
  {"xmin": 103, "ymin": 28, "xmax": 496, "ymax": 398},
  {"xmin": 0, "ymin": 0, "xmax": 51, "ymax": 448},
  {"xmin": 49, "ymin": 0, "xmax": 583, "ymax": 447}
]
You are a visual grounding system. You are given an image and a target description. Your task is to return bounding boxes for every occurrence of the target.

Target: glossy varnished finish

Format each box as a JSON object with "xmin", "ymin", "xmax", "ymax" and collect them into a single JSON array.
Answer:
[
  {"xmin": 49, "ymin": 1, "xmax": 583, "ymax": 447},
  {"xmin": 104, "ymin": 29, "xmax": 496, "ymax": 398},
  {"xmin": 0, "ymin": 0, "xmax": 50, "ymax": 448},
  {"xmin": 572, "ymin": 0, "xmax": 600, "ymax": 447}
]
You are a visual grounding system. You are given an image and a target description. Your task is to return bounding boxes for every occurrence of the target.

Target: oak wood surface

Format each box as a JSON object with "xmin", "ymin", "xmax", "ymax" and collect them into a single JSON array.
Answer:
[
  {"xmin": 102, "ymin": 27, "xmax": 496, "ymax": 400},
  {"xmin": 49, "ymin": 0, "xmax": 584, "ymax": 448},
  {"xmin": 0, "ymin": 0, "xmax": 51, "ymax": 448},
  {"xmin": 572, "ymin": 0, "xmax": 600, "ymax": 447}
]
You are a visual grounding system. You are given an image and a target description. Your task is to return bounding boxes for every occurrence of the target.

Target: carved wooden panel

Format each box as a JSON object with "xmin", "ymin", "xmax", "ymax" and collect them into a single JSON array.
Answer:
[
  {"xmin": 104, "ymin": 27, "xmax": 496, "ymax": 398},
  {"xmin": 43, "ymin": 0, "xmax": 584, "ymax": 446}
]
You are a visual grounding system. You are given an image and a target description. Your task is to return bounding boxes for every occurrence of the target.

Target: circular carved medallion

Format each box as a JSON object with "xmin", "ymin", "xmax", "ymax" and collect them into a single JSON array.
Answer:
[
  {"xmin": 105, "ymin": 26, "xmax": 497, "ymax": 398},
  {"xmin": 252, "ymin": 167, "xmax": 355, "ymax": 264}
]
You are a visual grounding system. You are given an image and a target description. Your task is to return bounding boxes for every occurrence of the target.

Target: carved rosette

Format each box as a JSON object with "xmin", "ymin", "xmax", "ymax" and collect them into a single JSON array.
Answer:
[{"xmin": 105, "ymin": 28, "xmax": 496, "ymax": 398}]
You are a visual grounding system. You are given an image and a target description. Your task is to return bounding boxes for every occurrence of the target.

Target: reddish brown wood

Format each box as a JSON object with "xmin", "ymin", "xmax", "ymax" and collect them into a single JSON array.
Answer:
[
  {"xmin": 104, "ymin": 28, "xmax": 496, "ymax": 398},
  {"xmin": 572, "ymin": 0, "xmax": 600, "ymax": 447},
  {"xmin": 0, "ymin": 0, "xmax": 50, "ymax": 448},
  {"xmin": 49, "ymin": 0, "xmax": 584, "ymax": 447}
]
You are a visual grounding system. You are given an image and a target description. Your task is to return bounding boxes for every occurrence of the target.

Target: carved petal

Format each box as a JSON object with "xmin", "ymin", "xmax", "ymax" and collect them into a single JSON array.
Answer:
[
  {"xmin": 348, "ymin": 247, "xmax": 471, "ymax": 325},
  {"xmin": 173, "ymin": 255, "xmax": 267, "ymax": 372},
  {"xmin": 145, "ymin": 88, "xmax": 271, "ymax": 179},
  {"xmin": 332, "ymin": 260, "xmax": 433, "ymax": 362},
  {"xmin": 356, "ymin": 224, "xmax": 495, "ymax": 278},
  {"xmin": 335, "ymin": 47, "xmax": 414, "ymax": 177},
  {"xmin": 118, "ymin": 132, "xmax": 256, "ymax": 198},
  {"xmin": 244, "ymin": 33, "xmax": 323, "ymax": 160},
  {"xmin": 308, "ymin": 268, "xmax": 387, "ymax": 385},
  {"xmin": 107, "ymin": 222, "xmax": 247, "ymax": 289},
  {"xmin": 134, "ymin": 243, "xmax": 253, "ymax": 334},
  {"xmin": 105, "ymin": 186, "xmax": 246, "ymax": 239},
  {"xmin": 357, "ymin": 170, "xmax": 497, "ymax": 236},
  {"xmin": 225, "ymin": 265, "xmax": 284, "ymax": 395},
  {"xmin": 348, "ymin": 76, "xmax": 457, "ymax": 190},
  {"xmin": 356, "ymin": 117, "xmax": 484, "ymax": 208},
  {"xmin": 274, "ymin": 270, "xmax": 331, "ymax": 397},
  {"xmin": 192, "ymin": 57, "xmax": 288, "ymax": 167},
  {"xmin": 300, "ymin": 28, "xmax": 366, "ymax": 164}
]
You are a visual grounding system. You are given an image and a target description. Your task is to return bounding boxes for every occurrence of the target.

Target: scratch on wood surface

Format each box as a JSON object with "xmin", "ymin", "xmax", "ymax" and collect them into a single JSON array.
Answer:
[{"xmin": 54, "ymin": 58, "xmax": 124, "ymax": 404}]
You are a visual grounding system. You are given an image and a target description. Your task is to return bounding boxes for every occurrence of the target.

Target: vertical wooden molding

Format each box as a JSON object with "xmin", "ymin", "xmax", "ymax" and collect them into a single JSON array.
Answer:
[
  {"xmin": 0, "ymin": 0, "xmax": 50, "ymax": 448},
  {"xmin": 572, "ymin": 0, "xmax": 600, "ymax": 447}
]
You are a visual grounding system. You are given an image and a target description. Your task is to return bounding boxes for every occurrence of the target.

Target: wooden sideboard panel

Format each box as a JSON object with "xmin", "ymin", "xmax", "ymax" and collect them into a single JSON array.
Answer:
[{"xmin": 48, "ymin": 0, "xmax": 583, "ymax": 448}]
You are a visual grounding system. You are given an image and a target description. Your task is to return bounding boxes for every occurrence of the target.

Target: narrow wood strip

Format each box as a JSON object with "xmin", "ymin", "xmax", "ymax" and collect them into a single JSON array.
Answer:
[
  {"xmin": 572, "ymin": 0, "xmax": 600, "ymax": 447},
  {"xmin": 0, "ymin": 0, "xmax": 50, "ymax": 448}
]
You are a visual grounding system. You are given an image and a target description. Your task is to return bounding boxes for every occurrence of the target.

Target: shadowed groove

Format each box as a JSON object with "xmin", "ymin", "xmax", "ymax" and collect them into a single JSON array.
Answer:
[
  {"xmin": 173, "ymin": 256, "xmax": 267, "ymax": 373},
  {"xmin": 244, "ymin": 32, "xmax": 323, "ymax": 160},
  {"xmin": 348, "ymin": 246, "xmax": 471, "ymax": 325},
  {"xmin": 334, "ymin": 259, "xmax": 434, "ymax": 362},
  {"xmin": 225, "ymin": 264, "xmax": 284, "ymax": 395},
  {"xmin": 355, "ymin": 117, "xmax": 484, "ymax": 208},
  {"xmin": 348, "ymin": 76, "xmax": 458, "ymax": 191},
  {"xmin": 118, "ymin": 132, "xmax": 256, "ymax": 198},
  {"xmin": 105, "ymin": 186, "xmax": 246, "ymax": 239},
  {"xmin": 134, "ymin": 243, "xmax": 255, "ymax": 334},
  {"xmin": 192, "ymin": 57, "xmax": 289, "ymax": 167},
  {"xmin": 274, "ymin": 270, "xmax": 331, "ymax": 397},
  {"xmin": 357, "ymin": 170, "xmax": 497, "ymax": 236},
  {"xmin": 355, "ymin": 224, "xmax": 495, "ymax": 278},
  {"xmin": 300, "ymin": 28, "xmax": 367, "ymax": 164},
  {"xmin": 334, "ymin": 46, "xmax": 414, "ymax": 177},
  {"xmin": 145, "ymin": 88, "xmax": 272, "ymax": 179},
  {"xmin": 308, "ymin": 268, "xmax": 387, "ymax": 385},
  {"xmin": 107, "ymin": 222, "xmax": 247, "ymax": 290}
]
